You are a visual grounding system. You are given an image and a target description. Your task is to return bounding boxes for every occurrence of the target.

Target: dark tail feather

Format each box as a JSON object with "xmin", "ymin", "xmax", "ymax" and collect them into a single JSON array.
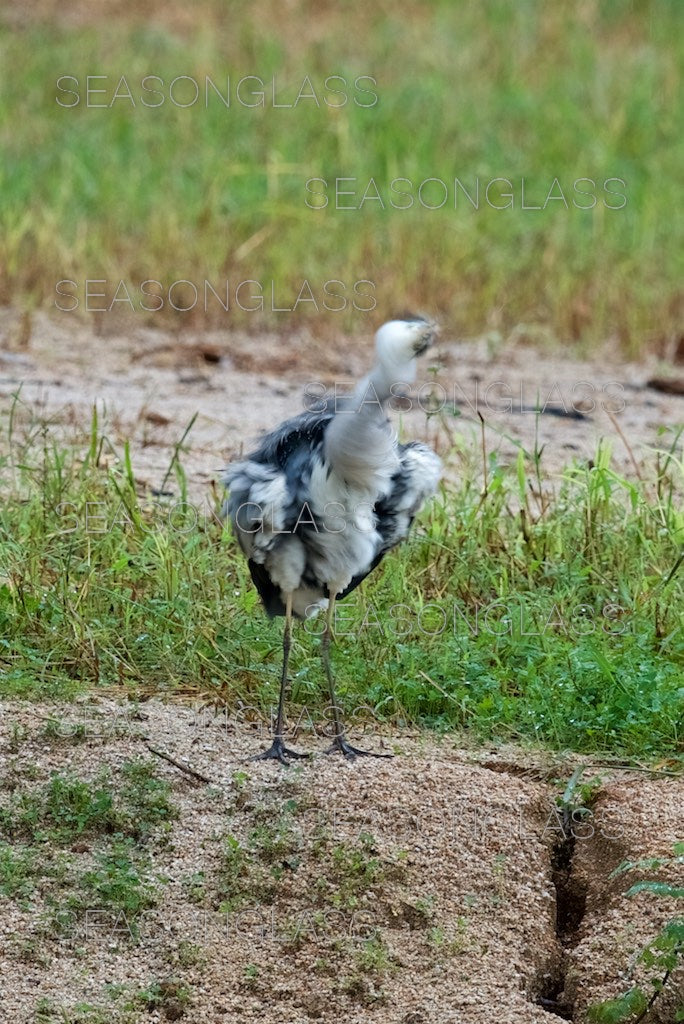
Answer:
[{"xmin": 248, "ymin": 560, "xmax": 286, "ymax": 618}]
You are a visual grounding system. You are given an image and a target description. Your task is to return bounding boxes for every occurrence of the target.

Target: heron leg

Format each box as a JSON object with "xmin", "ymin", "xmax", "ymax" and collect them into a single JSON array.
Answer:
[
  {"xmin": 250, "ymin": 593, "xmax": 310, "ymax": 764},
  {"xmin": 322, "ymin": 592, "xmax": 391, "ymax": 762}
]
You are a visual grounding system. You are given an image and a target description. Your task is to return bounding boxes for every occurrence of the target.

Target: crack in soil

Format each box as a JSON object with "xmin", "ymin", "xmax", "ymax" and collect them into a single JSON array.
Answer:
[
  {"xmin": 536, "ymin": 809, "xmax": 588, "ymax": 1020},
  {"xmin": 475, "ymin": 758, "xmax": 592, "ymax": 1020}
]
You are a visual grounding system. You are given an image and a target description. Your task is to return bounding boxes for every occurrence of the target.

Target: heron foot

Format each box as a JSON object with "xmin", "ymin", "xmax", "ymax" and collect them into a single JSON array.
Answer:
[
  {"xmin": 324, "ymin": 735, "xmax": 392, "ymax": 761},
  {"xmin": 249, "ymin": 737, "xmax": 311, "ymax": 765}
]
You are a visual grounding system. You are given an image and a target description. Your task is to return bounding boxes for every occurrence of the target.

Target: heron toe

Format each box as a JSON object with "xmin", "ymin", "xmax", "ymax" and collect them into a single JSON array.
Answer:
[
  {"xmin": 324, "ymin": 735, "xmax": 393, "ymax": 761},
  {"xmin": 249, "ymin": 737, "xmax": 311, "ymax": 765}
]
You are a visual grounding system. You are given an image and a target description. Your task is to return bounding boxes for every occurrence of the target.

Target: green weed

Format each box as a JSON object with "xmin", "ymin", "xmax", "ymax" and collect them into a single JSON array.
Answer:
[{"xmin": 588, "ymin": 843, "xmax": 684, "ymax": 1023}]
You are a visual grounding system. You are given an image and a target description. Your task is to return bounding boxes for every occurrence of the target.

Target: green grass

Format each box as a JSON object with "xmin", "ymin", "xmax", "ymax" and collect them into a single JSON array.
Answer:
[
  {"xmin": 35, "ymin": 999, "xmax": 112, "ymax": 1024},
  {"xmin": 214, "ymin": 802, "xmax": 408, "ymax": 940},
  {"xmin": 1, "ymin": 399, "xmax": 683, "ymax": 757},
  {"xmin": 0, "ymin": 774, "xmax": 121, "ymax": 845},
  {"xmin": 217, "ymin": 800, "xmax": 304, "ymax": 910},
  {"xmin": 0, "ymin": 760, "xmax": 174, "ymax": 953},
  {"xmin": 1, "ymin": 0, "xmax": 683, "ymax": 350},
  {"xmin": 34, "ymin": 978, "xmax": 192, "ymax": 1024},
  {"xmin": 0, "ymin": 762, "xmax": 178, "ymax": 845},
  {"xmin": 0, "ymin": 842, "xmax": 47, "ymax": 902},
  {"xmin": 79, "ymin": 839, "xmax": 160, "ymax": 919}
]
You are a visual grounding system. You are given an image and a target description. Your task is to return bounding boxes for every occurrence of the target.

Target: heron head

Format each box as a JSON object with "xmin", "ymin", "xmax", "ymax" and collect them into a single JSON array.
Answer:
[{"xmin": 374, "ymin": 317, "xmax": 437, "ymax": 372}]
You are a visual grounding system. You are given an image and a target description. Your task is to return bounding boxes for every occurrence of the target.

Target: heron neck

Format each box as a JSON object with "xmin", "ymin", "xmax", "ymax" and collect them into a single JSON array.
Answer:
[{"xmin": 352, "ymin": 359, "xmax": 416, "ymax": 411}]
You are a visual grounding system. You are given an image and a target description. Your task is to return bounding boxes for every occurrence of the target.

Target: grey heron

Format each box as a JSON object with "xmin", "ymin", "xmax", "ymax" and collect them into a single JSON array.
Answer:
[{"xmin": 224, "ymin": 317, "xmax": 442, "ymax": 763}]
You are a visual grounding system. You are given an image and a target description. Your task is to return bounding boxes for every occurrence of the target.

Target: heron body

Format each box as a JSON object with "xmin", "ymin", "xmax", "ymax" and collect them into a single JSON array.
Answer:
[{"xmin": 224, "ymin": 317, "xmax": 442, "ymax": 762}]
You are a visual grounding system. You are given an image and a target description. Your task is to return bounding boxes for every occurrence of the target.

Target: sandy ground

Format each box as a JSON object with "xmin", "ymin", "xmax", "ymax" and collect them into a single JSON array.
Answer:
[
  {"xmin": 1, "ymin": 309, "xmax": 683, "ymax": 506},
  {"xmin": 0, "ymin": 700, "xmax": 682, "ymax": 1024}
]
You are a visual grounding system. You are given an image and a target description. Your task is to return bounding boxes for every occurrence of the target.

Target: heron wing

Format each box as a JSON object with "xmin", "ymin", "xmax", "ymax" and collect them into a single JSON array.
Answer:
[
  {"xmin": 338, "ymin": 440, "xmax": 442, "ymax": 600},
  {"xmin": 223, "ymin": 409, "xmax": 334, "ymax": 562}
]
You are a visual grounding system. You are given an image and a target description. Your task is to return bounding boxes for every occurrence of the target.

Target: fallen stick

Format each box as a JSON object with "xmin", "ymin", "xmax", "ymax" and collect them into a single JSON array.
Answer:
[
  {"xmin": 145, "ymin": 743, "xmax": 214, "ymax": 785},
  {"xmin": 647, "ymin": 376, "xmax": 684, "ymax": 396}
]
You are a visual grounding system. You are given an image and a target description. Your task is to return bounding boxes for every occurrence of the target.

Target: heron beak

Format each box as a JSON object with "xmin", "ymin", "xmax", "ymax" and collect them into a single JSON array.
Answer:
[{"xmin": 413, "ymin": 326, "xmax": 437, "ymax": 356}]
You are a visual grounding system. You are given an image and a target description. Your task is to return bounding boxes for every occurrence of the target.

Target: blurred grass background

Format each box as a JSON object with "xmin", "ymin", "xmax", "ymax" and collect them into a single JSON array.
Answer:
[{"xmin": 0, "ymin": 0, "xmax": 682, "ymax": 352}]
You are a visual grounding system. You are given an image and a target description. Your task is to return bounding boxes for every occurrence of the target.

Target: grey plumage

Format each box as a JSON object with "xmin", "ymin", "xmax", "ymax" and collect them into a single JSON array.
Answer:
[{"xmin": 223, "ymin": 317, "xmax": 442, "ymax": 762}]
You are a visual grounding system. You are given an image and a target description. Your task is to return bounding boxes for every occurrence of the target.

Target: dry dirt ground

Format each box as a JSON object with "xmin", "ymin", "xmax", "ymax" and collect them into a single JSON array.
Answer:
[
  {"xmin": 0, "ymin": 700, "xmax": 682, "ymax": 1024},
  {"xmin": 1, "ymin": 309, "xmax": 683, "ymax": 505},
  {"xmin": 0, "ymin": 312, "xmax": 683, "ymax": 1022}
]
